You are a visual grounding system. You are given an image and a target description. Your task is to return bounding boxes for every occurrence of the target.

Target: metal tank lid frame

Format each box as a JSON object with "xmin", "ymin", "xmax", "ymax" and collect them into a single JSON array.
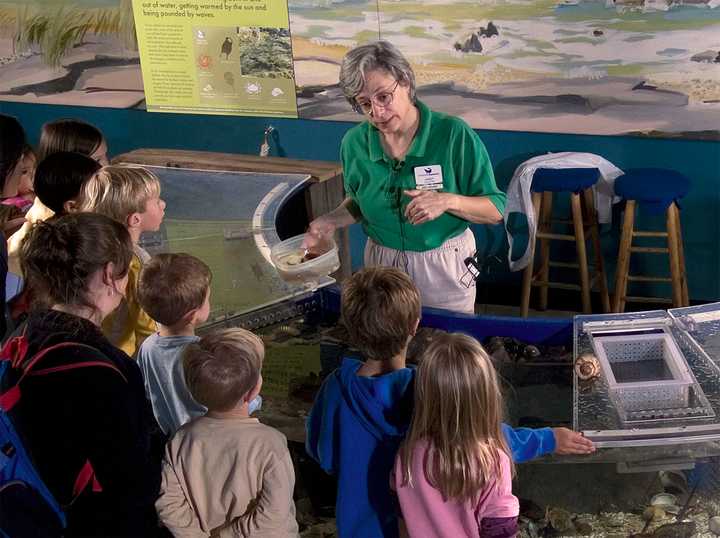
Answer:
[{"xmin": 574, "ymin": 303, "xmax": 720, "ymax": 451}]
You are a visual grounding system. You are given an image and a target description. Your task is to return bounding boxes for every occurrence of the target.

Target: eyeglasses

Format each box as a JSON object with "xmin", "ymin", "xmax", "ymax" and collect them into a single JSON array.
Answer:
[{"xmin": 353, "ymin": 80, "xmax": 400, "ymax": 115}]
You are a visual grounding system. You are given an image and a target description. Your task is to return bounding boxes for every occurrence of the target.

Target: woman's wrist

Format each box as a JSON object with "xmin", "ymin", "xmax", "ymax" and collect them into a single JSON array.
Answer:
[{"xmin": 444, "ymin": 192, "xmax": 460, "ymax": 213}]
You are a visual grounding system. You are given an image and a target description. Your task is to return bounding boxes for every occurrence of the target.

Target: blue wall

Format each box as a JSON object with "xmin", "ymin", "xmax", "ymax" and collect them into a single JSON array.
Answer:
[{"xmin": 2, "ymin": 101, "xmax": 718, "ymax": 301}]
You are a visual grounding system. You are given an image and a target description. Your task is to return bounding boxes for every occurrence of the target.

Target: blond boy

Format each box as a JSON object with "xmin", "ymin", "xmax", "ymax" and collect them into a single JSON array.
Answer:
[
  {"xmin": 137, "ymin": 253, "xmax": 211, "ymax": 435},
  {"xmin": 156, "ymin": 329, "xmax": 299, "ymax": 537},
  {"xmin": 79, "ymin": 165, "xmax": 165, "ymax": 355}
]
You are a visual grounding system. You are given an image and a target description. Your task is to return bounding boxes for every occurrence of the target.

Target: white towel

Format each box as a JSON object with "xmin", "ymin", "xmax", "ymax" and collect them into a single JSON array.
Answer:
[{"xmin": 503, "ymin": 152, "xmax": 623, "ymax": 271}]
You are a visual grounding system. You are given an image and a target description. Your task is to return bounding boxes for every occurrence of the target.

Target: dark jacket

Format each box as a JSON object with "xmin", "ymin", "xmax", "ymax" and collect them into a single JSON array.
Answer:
[
  {"xmin": 0, "ymin": 238, "xmax": 6, "ymax": 339},
  {"xmin": 5, "ymin": 309, "xmax": 166, "ymax": 537}
]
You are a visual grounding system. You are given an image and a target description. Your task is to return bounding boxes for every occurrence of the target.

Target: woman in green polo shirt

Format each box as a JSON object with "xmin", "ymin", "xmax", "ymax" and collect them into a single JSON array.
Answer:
[{"xmin": 307, "ymin": 40, "xmax": 506, "ymax": 313}]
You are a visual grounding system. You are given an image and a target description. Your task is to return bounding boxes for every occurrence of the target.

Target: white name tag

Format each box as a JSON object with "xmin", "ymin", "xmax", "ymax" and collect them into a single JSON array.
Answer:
[{"xmin": 413, "ymin": 165, "xmax": 443, "ymax": 191}]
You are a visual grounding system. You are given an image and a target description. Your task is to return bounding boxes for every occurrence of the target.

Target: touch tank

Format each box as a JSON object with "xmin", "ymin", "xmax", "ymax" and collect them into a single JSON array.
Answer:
[
  {"xmin": 136, "ymin": 164, "xmax": 335, "ymax": 319},
  {"xmin": 127, "ymin": 161, "xmax": 720, "ymax": 536},
  {"xmin": 574, "ymin": 305, "xmax": 720, "ymax": 458}
]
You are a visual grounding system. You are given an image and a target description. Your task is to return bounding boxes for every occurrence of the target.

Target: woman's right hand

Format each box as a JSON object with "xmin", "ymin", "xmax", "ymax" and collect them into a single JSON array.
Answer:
[{"xmin": 303, "ymin": 215, "xmax": 337, "ymax": 249}]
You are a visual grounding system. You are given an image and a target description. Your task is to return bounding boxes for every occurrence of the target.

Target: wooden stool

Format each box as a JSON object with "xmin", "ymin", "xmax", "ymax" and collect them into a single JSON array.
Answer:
[
  {"xmin": 612, "ymin": 168, "xmax": 690, "ymax": 312},
  {"xmin": 520, "ymin": 168, "xmax": 610, "ymax": 317}
]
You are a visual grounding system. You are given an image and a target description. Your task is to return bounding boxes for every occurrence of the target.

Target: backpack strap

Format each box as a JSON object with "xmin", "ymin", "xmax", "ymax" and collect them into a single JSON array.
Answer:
[
  {"xmin": 2, "ymin": 331, "xmax": 29, "ymax": 369},
  {"xmin": 0, "ymin": 338, "xmax": 127, "ymax": 502},
  {"xmin": 0, "ymin": 341, "xmax": 126, "ymax": 413},
  {"xmin": 72, "ymin": 460, "xmax": 102, "ymax": 499}
]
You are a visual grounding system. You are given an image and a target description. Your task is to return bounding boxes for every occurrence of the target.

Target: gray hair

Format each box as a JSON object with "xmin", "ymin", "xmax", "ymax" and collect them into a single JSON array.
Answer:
[{"xmin": 339, "ymin": 40, "xmax": 416, "ymax": 109}]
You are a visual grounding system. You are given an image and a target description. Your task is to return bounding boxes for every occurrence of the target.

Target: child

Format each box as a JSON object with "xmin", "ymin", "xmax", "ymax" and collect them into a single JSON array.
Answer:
[
  {"xmin": 306, "ymin": 267, "xmax": 595, "ymax": 538},
  {"xmin": 33, "ymin": 152, "xmax": 101, "ymax": 216},
  {"xmin": 306, "ymin": 266, "xmax": 422, "ymax": 538},
  {"xmin": 0, "ymin": 115, "xmax": 29, "ymax": 236},
  {"xmin": 137, "ymin": 253, "xmax": 212, "ymax": 435},
  {"xmin": 78, "ymin": 165, "xmax": 166, "ymax": 356},
  {"xmin": 7, "ymin": 151, "xmax": 101, "ymax": 275},
  {"xmin": 37, "ymin": 118, "xmax": 109, "ymax": 165},
  {"xmin": 8, "ymin": 116, "xmax": 108, "ymax": 273},
  {"xmin": 395, "ymin": 333, "xmax": 519, "ymax": 538},
  {"xmin": 1, "ymin": 144, "xmax": 36, "ymax": 213},
  {"xmin": 156, "ymin": 328, "xmax": 299, "ymax": 537}
]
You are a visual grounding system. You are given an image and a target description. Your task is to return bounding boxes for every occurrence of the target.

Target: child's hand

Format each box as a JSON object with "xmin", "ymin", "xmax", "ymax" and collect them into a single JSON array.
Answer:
[
  {"xmin": 3, "ymin": 216, "xmax": 26, "ymax": 237},
  {"xmin": 552, "ymin": 427, "xmax": 595, "ymax": 455}
]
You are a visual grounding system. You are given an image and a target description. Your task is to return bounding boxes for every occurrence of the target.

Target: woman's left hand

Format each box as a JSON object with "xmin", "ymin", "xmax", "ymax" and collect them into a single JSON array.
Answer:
[{"xmin": 403, "ymin": 190, "xmax": 452, "ymax": 225}]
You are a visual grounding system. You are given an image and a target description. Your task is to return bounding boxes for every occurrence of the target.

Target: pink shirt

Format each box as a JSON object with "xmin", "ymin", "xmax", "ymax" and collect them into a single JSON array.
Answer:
[{"xmin": 393, "ymin": 440, "xmax": 519, "ymax": 538}]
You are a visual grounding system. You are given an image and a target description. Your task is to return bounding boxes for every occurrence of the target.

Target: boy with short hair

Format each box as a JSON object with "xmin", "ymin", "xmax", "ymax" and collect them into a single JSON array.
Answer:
[
  {"xmin": 136, "ymin": 253, "xmax": 212, "ymax": 435},
  {"xmin": 306, "ymin": 266, "xmax": 595, "ymax": 538},
  {"xmin": 306, "ymin": 267, "xmax": 421, "ymax": 538},
  {"xmin": 156, "ymin": 328, "xmax": 299, "ymax": 538},
  {"xmin": 78, "ymin": 164, "xmax": 166, "ymax": 355}
]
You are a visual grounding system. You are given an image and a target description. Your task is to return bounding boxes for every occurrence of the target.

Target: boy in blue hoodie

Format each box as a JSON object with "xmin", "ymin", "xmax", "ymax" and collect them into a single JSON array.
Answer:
[{"xmin": 306, "ymin": 267, "xmax": 594, "ymax": 538}]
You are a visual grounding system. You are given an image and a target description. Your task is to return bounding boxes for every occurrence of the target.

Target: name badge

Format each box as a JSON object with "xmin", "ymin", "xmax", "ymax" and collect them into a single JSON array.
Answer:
[{"xmin": 413, "ymin": 165, "xmax": 443, "ymax": 191}]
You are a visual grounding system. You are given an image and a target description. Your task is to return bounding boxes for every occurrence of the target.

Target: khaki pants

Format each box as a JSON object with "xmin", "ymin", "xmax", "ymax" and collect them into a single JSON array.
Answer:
[{"xmin": 364, "ymin": 228, "xmax": 476, "ymax": 314}]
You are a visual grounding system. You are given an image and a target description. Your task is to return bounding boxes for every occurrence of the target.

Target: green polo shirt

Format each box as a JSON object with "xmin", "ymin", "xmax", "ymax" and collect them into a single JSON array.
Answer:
[{"xmin": 341, "ymin": 100, "xmax": 506, "ymax": 252}]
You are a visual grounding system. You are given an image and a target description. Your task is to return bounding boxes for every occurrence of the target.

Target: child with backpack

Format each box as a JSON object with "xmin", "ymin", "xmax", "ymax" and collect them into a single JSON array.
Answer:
[
  {"xmin": 0, "ymin": 213, "xmax": 164, "ymax": 537},
  {"xmin": 394, "ymin": 332, "xmax": 519, "ymax": 538}
]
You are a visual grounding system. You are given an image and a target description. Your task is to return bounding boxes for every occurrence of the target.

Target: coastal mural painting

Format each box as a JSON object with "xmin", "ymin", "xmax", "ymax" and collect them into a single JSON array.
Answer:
[
  {"xmin": 0, "ymin": 0, "xmax": 143, "ymax": 107},
  {"xmin": 291, "ymin": 0, "xmax": 720, "ymax": 138},
  {"xmin": 1, "ymin": 0, "xmax": 719, "ymax": 138}
]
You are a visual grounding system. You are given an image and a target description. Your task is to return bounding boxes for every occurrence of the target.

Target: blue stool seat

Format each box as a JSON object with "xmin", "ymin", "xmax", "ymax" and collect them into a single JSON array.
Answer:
[
  {"xmin": 615, "ymin": 168, "xmax": 690, "ymax": 214},
  {"xmin": 521, "ymin": 166, "xmax": 610, "ymax": 316},
  {"xmin": 531, "ymin": 168, "xmax": 601, "ymax": 193}
]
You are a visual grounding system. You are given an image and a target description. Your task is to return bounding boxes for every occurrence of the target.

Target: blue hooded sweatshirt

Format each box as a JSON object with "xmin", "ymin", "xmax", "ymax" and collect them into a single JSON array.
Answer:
[{"xmin": 306, "ymin": 358, "xmax": 556, "ymax": 538}]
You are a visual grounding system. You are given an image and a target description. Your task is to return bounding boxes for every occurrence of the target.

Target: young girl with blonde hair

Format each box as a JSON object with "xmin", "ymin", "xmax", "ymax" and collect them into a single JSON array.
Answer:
[{"xmin": 394, "ymin": 332, "xmax": 519, "ymax": 538}]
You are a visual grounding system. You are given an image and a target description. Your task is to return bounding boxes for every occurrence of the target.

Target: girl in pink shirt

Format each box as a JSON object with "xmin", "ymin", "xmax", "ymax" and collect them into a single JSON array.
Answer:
[{"xmin": 394, "ymin": 333, "xmax": 519, "ymax": 538}]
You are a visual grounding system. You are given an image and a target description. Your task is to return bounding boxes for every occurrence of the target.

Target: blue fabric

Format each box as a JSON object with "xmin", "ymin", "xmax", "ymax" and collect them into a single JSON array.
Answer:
[
  {"xmin": 306, "ymin": 358, "xmax": 414, "ymax": 538},
  {"xmin": 531, "ymin": 167, "xmax": 600, "ymax": 193},
  {"xmin": 502, "ymin": 424, "xmax": 556, "ymax": 462},
  {"xmin": 136, "ymin": 333, "xmax": 205, "ymax": 436},
  {"xmin": 0, "ymin": 361, "xmax": 65, "ymax": 530},
  {"xmin": 306, "ymin": 358, "xmax": 558, "ymax": 538},
  {"xmin": 319, "ymin": 285, "xmax": 574, "ymax": 346},
  {"xmin": 615, "ymin": 168, "xmax": 690, "ymax": 214}
]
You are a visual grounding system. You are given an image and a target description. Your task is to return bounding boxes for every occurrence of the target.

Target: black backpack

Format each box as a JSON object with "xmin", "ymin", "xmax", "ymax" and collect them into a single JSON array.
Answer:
[{"xmin": 0, "ymin": 335, "xmax": 126, "ymax": 537}]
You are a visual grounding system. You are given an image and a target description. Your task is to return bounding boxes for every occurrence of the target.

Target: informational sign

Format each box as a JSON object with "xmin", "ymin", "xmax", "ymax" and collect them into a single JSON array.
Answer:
[{"xmin": 132, "ymin": 0, "xmax": 297, "ymax": 117}]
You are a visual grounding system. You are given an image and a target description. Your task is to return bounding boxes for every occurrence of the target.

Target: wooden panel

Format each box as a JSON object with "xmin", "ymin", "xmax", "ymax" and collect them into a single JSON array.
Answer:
[{"xmin": 113, "ymin": 148, "xmax": 343, "ymax": 183}]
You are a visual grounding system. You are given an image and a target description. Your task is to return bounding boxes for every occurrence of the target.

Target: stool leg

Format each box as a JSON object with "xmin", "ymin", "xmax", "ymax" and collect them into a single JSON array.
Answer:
[
  {"xmin": 613, "ymin": 200, "xmax": 635, "ymax": 313},
  {"xmin": 538, "ymin": 191, "xmax": 553, "ymax": 311},
  {"xmin": 571, "ymin": 192, "xmax": 591, "ymax": 314},
  {"xmin": 675, "ymin": 206, "xmax": 689, "ymax": 306},
  {"xmin": 520, "ymin": 192, "xmax": 543, "ymax": 317},
  {"xmin": 666, "ymin": 202, "xmax": 683, "ymax": 308},
  {"xmin": 583, "ymin": 188, "xmax": 610, "ymax": 313}
]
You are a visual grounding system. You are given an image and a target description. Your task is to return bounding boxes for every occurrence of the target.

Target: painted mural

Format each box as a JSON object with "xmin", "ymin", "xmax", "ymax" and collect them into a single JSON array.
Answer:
[
  {"xmin": 291, "ymin": 0, "xmax": 720, "ymax": 138},
  {"xmin": 0, "ymin": 1, "xmax": 143, "ymax": 107},
  {"xmin": 1, "ymin": 0, "xmax": 719, "ymax": 138}
]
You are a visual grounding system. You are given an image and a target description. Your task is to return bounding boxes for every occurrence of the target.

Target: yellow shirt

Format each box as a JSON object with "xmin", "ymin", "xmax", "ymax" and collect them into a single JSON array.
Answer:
[{"xmin": 102, "ymin": 252, "xmax": 157, "ymax": 357}]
